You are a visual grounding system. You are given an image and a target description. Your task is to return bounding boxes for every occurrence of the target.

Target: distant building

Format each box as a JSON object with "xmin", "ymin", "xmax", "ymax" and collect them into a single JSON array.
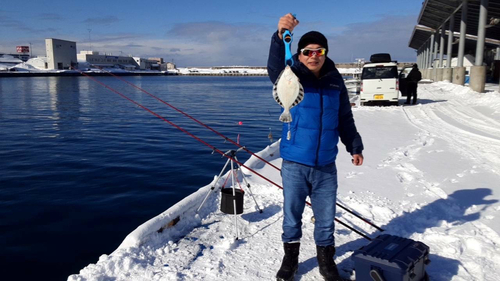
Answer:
[
  {"xmin": 133, "ymin": 57, "xmax": 159, "ymax": 70},
  {"xmin": 0, "ymin": 54, "xmax": 23, "ymax": 70},
  {"xmin": 0, "ymin": 53, "xmax": 30, "ymax": 62},
  {"xmin": 77, "ymin": 51, "xmax": 165, "ymax": 71},
  {"xmin": 148, "ymin": 57, "xmax": 164, "ymax": 64},
  {"xmin": 148, "ymin": 57, "xmax": 164, "ymax": 71},
  {"xmin": 77, "ymin": 51, "xmax": 138, "ymax": 70},
  {"xmin": 161, "ymin": 62, "xmax": 176, "ymax": 71},
  {"xmin": 45, "ymin": 38, "xmax": 77, "ymax": 70}
]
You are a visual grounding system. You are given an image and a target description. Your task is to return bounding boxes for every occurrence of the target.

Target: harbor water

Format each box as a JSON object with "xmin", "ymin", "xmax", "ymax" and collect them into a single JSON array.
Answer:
[{"xmin": 0, "ymin": 76, "xmax": 281, "ymax": 280}]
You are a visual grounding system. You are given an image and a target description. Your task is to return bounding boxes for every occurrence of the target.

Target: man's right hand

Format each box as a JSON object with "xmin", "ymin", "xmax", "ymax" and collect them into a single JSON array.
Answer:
[{"xmin": 278, "ymin": 13, "xmax": 299, "ymax": 39}]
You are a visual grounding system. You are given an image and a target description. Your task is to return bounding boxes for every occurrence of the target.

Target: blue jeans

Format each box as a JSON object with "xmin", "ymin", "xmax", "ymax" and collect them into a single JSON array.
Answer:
[{"xmin": 281, "ymin": 160, "xmax": 338, "ymax": 246}]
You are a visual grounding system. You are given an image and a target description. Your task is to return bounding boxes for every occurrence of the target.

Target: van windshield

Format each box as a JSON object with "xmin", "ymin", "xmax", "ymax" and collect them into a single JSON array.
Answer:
[{"xmin": 362, "ymin": 66, "xmax": 398, "ymax": 80}]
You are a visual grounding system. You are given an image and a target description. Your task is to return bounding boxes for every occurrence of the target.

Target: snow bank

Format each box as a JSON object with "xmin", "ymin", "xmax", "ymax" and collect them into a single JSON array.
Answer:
[
  {"xmin": 177, "ymin": 67, "xmax": 268, "ymax": 75},
  {"xmin": 115, "ymin": 141, "xmax": 282, "ymax": 252},
  {"xmin": 115, "ymin": 177, "xmax": 218, "ymax": 251}
]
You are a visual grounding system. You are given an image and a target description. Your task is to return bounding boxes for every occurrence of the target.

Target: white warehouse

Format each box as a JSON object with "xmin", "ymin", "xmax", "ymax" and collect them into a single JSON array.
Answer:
[
  {"xmin": 77, "ymin": 51, "xmax": 163, "ymax": 70},
  {"xmin": 77, "ymin": 51, "xmax": 140, "ymax": 70},
  {"xmin": 45, "ymin": 38, "xmax": 77, "ymax": 70}
]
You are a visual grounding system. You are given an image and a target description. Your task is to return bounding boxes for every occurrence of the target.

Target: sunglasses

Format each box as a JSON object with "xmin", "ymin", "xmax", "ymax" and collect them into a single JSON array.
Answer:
[{"xmin": 300, "ymin": 48, "xmax": 326, "ymax": 57}]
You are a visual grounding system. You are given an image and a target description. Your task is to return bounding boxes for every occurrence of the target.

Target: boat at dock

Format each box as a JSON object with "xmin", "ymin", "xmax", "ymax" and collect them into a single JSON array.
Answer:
[{"xmin": 344, "ymin": 77, "xmax": 361, "ymax": 93}]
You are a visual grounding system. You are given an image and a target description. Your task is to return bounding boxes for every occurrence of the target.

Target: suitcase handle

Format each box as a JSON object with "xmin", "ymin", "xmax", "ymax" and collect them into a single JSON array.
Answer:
[{"xmin": 370, "ymin": 269, "xmax": 385, "ymax": 281}]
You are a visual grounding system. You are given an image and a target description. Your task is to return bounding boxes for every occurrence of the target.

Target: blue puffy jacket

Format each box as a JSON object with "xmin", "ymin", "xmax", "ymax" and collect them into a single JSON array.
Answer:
[{"xmin": 267, "ymin": 32, "xmax": 363, "ymax": 166}]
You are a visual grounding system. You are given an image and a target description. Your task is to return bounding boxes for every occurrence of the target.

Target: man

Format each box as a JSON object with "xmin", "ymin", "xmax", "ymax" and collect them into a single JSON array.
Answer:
[
  {"xmin": 405, "ymin": 64, "xmax": 422, "ymax": 105},
  {"xmin": 267, "ymin": 14, "xmax": 364, "ymax": 281}
]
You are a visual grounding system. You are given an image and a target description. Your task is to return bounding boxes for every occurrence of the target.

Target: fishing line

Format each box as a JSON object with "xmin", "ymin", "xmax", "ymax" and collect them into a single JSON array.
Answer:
[
  {"xmin": 71, "ymin": 66, "xmax": 373, "ymax": 240},
  {"xmin": 95, "ymin": 66, "xmax": 383, "ymax": 232},
  {"xmin": 70, "ymin": 67, "xmax": 273, "ymax": 181},
  {"xmin": 92, "ymin": 66, "xmax": 282, "ymax": 172}
]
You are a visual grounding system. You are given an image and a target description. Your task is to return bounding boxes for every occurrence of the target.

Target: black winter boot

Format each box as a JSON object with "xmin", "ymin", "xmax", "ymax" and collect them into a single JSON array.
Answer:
[
  {"xmin": 316, "ymin": 245, "xmax": 343, "ymax": 281},
  {"xmin": 276, "ymin": 242, "xmax": 300, "ymax": 281}
]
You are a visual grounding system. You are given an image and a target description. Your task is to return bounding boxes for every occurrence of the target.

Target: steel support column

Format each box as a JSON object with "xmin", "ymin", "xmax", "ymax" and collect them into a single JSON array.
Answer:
[
  {"xmin": 458, "ymin": 0, "xmax": 468, "ymax": 68},
  {"xmin": 475, "ymin": 0, "xmax": 488, "ymax": 65},
  {"xmin": 446, "ymin": 15, "xmax": 455, "ymax": 68},
  {"xmin": 470, "ymin": 0, "xmax": 488, "ymax": 92},
  {"xmin": 439, "ymin": 28, "xmax": 445, "ymax": 68},
  {"xmin": 454, "ymin": 0, "xmax": 468, "ymax": 85},
  {"xmin": 429, "ymin": 34, "xmax": 435, "ymax": 68},
  {"xmin": 423, "ymin": 42, "xmax": 428, "ymax": 69},
  {"xmin": 433, "ymin": 32, "xmax": 439, "ymax": 68},
  {"xmin": 432, "ymin": 33, "xmax": 439, "ymax": 80}
]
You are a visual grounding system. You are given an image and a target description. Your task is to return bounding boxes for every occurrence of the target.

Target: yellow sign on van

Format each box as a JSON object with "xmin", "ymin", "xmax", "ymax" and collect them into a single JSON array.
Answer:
[{"xmin": 374, "ymin": 94, "xmax": 384, "ymax": 100}]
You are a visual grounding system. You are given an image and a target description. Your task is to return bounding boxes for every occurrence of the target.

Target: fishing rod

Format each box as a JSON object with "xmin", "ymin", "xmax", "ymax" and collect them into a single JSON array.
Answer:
[
  {"xmin": 91, "ymin": 65, "xmax": 385, "ymax": 233},
  {"xmin": 70, "ymin": 66, "xmax": 373, "ymax": 240},
  {"xmin": 91, "ymin": 65, "xmax": 282, "ymax": 172},
  {"xmin": 70, "ymin": 66, "xmax": 283, "ymax": 190}
]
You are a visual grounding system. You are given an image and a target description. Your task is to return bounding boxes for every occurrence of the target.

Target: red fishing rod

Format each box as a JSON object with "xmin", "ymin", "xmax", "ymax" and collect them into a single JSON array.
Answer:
[
  {"xmin": 71, "ymin": 67, "xmax": 373, "ymax": 241},
  {"xmin": 92, "ymin": 65, "xmax": 282, "ymax": 171},
  {"xmin": 92, "ymin": 65, "xmax": 385, "ymax": 233}
]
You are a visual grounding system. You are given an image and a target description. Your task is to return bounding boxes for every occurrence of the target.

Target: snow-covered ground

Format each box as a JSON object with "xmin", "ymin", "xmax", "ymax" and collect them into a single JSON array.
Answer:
[
  {"xmin": 69, "ymin": 82, "xmax": 500, "ymax": 281},
  {"xmin": 176, "ymin": 67, "xmax": 267, "ymax": 75}
]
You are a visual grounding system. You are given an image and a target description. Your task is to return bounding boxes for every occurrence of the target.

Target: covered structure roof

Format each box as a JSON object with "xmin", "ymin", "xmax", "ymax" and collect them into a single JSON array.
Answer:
[{"xmin": 409, "ymin": 0, "xmax": 500, "ymax": 51}]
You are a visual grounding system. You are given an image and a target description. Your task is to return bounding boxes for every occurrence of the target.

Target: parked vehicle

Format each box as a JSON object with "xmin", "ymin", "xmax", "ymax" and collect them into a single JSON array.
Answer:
[{"xmin": 360, "ymin": 61, "xmax": 399, "ymax": 105}]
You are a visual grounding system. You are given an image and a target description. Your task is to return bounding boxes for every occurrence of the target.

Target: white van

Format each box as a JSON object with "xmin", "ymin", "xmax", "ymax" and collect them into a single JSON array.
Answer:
[{"xmin": 360, "ymin": 62, "xmax": 399, "ymax": 105}]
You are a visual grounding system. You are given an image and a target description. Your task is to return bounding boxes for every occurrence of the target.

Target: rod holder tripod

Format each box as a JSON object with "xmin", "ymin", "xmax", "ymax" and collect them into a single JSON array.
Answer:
[{"xmin": 197, "ymin": 146, "xmax": 262, "ymax": 240}]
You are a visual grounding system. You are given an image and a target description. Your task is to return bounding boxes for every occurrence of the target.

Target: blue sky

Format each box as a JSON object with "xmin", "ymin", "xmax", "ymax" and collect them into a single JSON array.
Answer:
[{"xmin": 0, "ymin": 0, "xmax": 424, "ymax": 66}]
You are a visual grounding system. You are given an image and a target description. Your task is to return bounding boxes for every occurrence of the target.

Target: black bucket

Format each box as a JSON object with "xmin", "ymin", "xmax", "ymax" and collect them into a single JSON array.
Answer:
[{"xmin": 220, "ymin": 188, "xmax": 244, "ymax": 214}]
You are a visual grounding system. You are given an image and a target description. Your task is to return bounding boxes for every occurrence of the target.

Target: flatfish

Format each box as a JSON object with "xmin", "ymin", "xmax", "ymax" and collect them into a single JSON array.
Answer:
[{"xmin": 272, "ymin": 65, "xmax": 304, "ymax": 123}]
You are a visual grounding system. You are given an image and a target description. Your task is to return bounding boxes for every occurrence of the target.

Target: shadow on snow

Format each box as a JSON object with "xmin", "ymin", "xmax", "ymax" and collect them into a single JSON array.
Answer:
[{"xmin": 296, "ymin": 187, "xmax": 498, "ymax": 280}]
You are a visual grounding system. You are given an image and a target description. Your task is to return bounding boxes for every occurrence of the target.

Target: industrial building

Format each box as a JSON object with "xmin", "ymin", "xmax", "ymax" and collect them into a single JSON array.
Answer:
[
  {"xmin": 77, "ymin": 51, "xmax": 139, "ymax": 70},
  {"xmin": 45, "ymin": 38, "xmax": 77, "ymax": 70},
  {"xmin": 76, "ymin": 51, "xmax": 173, "ymax": 71},
  {"xmin": 2, "ymin": 36, "xmax": 173, "ymax": 73}
]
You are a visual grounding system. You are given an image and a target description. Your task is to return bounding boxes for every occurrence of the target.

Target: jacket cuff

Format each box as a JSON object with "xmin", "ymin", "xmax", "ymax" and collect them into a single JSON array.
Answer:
[
  {"xmin": 272, "ymin": 31, "xmax": 285, "ymax": 46},
  {"xmin": 351, "ymin": 146, "xmax": 364, "ymax": 155}
]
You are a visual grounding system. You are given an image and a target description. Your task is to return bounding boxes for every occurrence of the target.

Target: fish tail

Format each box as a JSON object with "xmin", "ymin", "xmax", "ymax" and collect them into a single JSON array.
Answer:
[{"xmin": 279, "ymin": 110, "xmax": 292, "ymax": 123}]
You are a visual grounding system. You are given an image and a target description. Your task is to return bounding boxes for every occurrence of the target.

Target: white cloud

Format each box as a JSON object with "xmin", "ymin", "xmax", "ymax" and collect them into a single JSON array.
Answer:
[
  {"xmin": 1, "ymin": 16, "xmax": 419, "ymax": 66},
  {"xmin": 324, "ymin": 15, "xmax": 418, "ymax": 63}
]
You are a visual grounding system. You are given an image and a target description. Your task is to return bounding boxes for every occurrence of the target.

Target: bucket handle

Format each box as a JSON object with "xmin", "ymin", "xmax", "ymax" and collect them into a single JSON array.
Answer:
[{"xmin": 370, "ymin": 269, "xmax": 385, "ymax": 281}]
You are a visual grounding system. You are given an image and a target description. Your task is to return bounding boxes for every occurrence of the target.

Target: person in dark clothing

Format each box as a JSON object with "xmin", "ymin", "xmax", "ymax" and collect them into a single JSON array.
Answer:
[
  {"xmin": 405, "ymin": 64, "xmax": 422, "ymax": 105},
  {"xmin": 268, "ymin": 13, "xmax": 364, "ymax": 281}
]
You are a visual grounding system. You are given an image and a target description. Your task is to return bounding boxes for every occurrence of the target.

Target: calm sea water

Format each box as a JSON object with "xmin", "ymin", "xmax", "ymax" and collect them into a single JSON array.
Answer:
[{"xmin": 0, "ymin": 76, "xmax": 281, "ymax": 280}]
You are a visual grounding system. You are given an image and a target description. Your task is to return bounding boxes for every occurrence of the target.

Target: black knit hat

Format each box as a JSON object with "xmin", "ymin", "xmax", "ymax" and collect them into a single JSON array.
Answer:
[{"xmin": 297, "ymin": 31, "xmax": 329, "ymax": 55}]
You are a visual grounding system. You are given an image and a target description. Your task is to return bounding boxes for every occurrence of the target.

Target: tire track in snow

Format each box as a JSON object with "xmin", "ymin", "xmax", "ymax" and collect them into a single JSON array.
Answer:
[
  {"xmin": 428, "ymin": 84, "xmax": 500, "ymax": 135},
  {"xmin": 435, "ymin": 103, "xmax": 500, "ymax": 139},
  {"xmin": 402, "ymin": 99, "xmax": 500, "ymax": 172},
  {"xmin": 393, "ymin": 84, "xmax": 500, "ymax": 280}
]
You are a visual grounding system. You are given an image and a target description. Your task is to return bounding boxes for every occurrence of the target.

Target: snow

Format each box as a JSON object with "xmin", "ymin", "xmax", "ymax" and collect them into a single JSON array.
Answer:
[
  {"xmin": 0, "ymin": 55, "xmax": 23, "ymax": 63},
  {"xmin": 0, "ymin": 55, "xmax": 24, "ymax": 70},
  {"xmin": 177, "ymin": 67, "xmax": 267, "ymax": 75},
  {"xmin": 69, "ymin": 81, "xmax": 500, "ymax": 281},
  {"xmin": 337, "ymin": 68, "xmax": 362, "ymax": 76}
]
